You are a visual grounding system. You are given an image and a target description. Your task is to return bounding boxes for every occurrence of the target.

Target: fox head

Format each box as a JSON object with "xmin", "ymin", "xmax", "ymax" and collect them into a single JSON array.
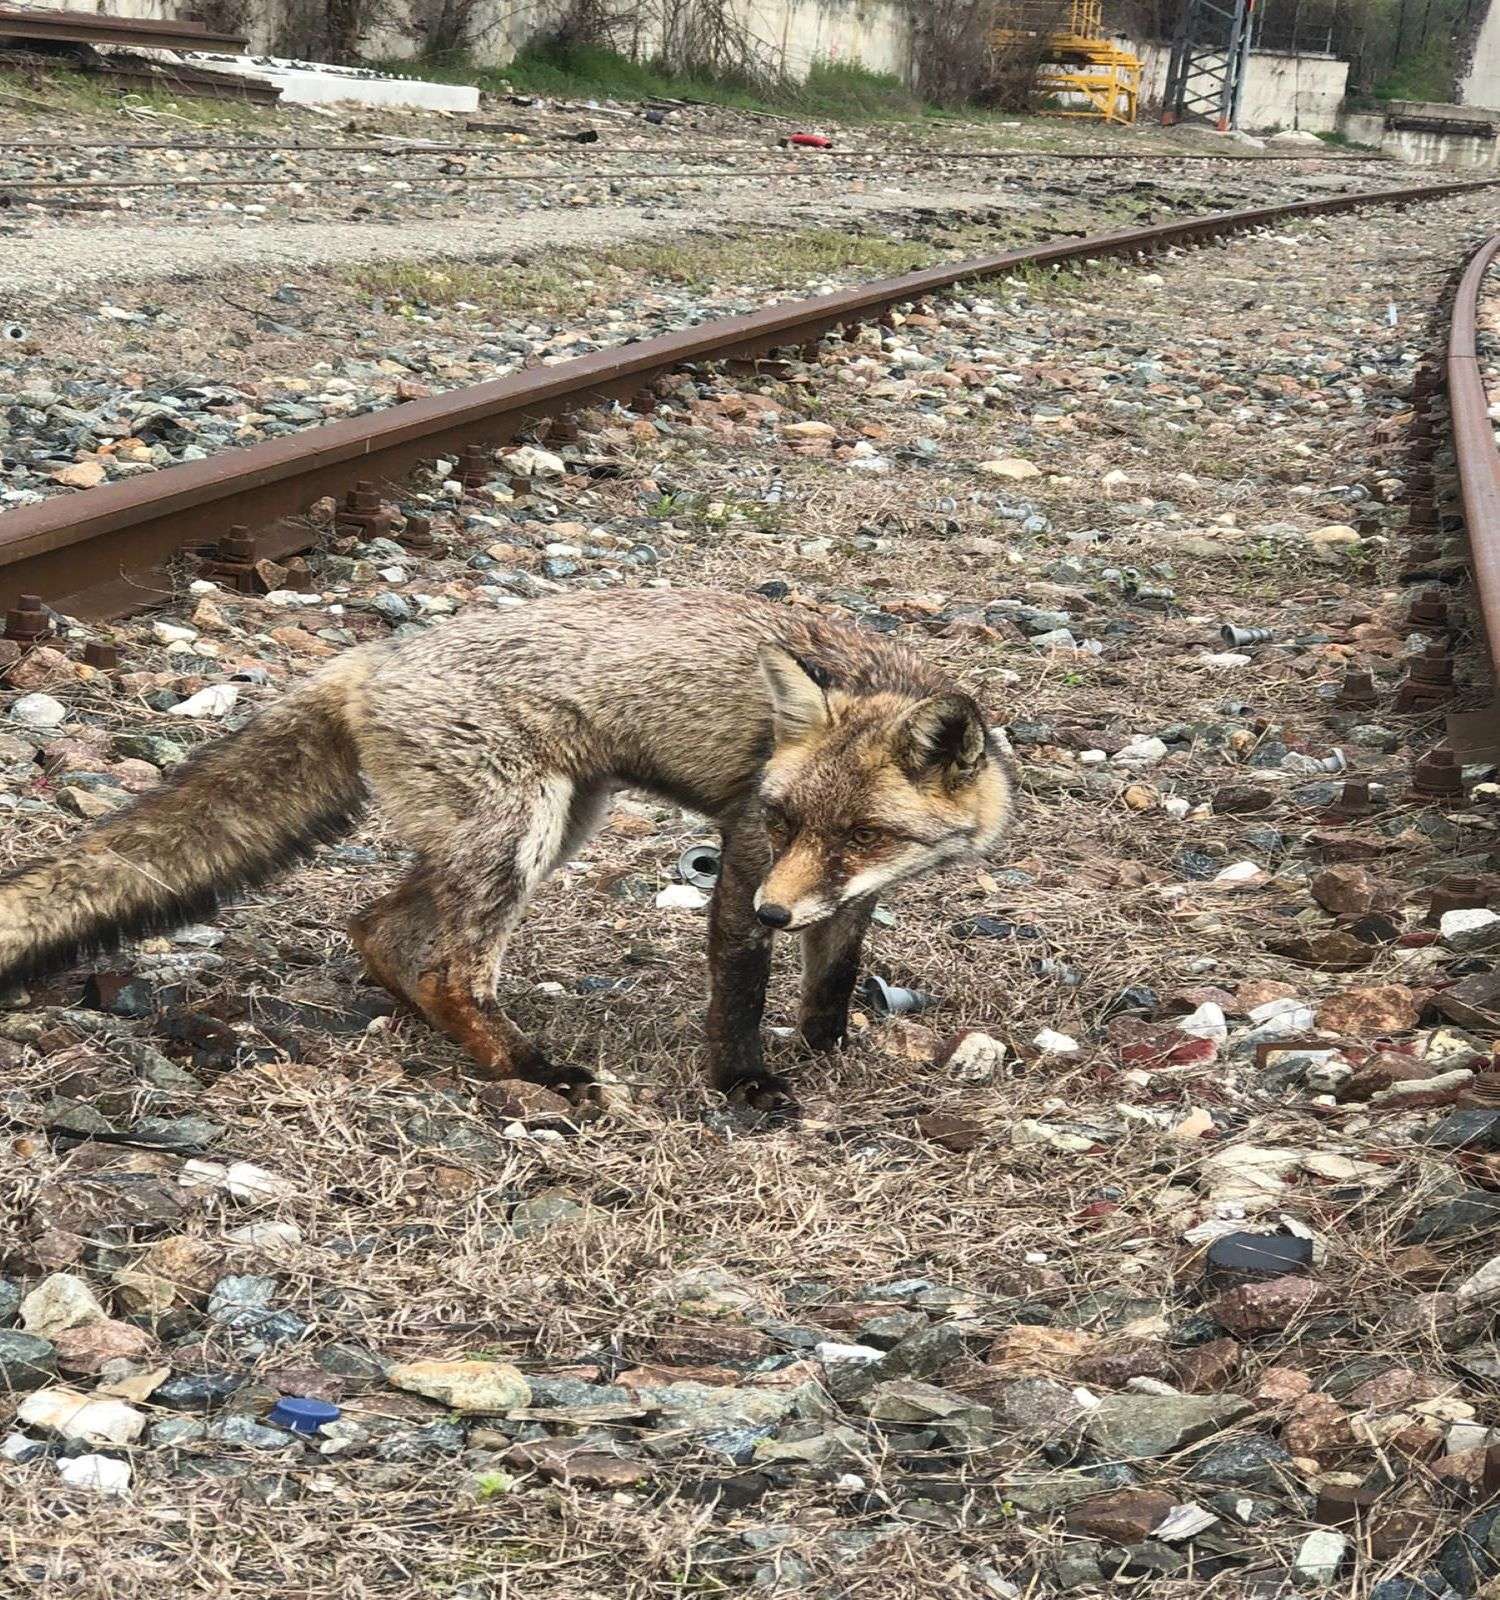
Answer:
[{"xmin": 752, "ymin": 645, "xmax": 1013, "ymax": 932}]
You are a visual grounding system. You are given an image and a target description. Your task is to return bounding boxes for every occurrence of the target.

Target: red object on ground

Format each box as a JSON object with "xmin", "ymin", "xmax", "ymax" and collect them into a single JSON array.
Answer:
[{"xmin": 788, "ymin": 133, "xmax": 832, "ymax": 148}]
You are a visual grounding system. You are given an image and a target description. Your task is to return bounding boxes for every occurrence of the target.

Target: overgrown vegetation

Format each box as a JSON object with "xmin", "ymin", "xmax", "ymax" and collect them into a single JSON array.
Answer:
[
  {"xmin": 384, "ymin": 40, "xmax": 928, "ymax": 122},
  {"xmin": 0, "ymin": 64, "xmax": 265, "ymax": 125},
  {"xmin": 346, "ymin": 228, "xmax": 937, "ymax": 315}
]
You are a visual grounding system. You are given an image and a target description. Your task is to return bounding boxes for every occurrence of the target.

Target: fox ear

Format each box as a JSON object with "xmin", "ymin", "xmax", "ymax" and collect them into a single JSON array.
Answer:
[
  {"xmin": 760, "ymin": 645, "xmax": 831, "ymax": 742},
  {"xmin": 898, "ymin": 693, "xmax": 987, "ymax": 779}
]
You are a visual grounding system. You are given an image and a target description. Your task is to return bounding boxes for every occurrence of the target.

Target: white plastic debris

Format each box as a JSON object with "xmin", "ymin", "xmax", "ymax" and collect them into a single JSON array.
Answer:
[
  {"xmin": 1032, "ymin": 1028, "xmax": 1080, "ymax": 1055},
  {"xmin": 815, "ymin": 1341, "xmax": 885, "ymax": 1366},
  {"xmin": 224, "ymin": 1162, "xmax": 297, "ymax": 1203},
  {"xmin": 168, "ymin": 683, "xmax": 240, "ymax": 719},
  {"xmin": 151, "ymin": 620, "xmax": 198, "ymax": 645},
  {"xmin": 1176, "ymin": 1002, "xmax": 1227, "ymax": 1043},
  {"xmin": 655, "ymin": 884, "xmax": 708, "ymax": 910},
  {"xmin": 57, "ymin": 1453, "xmax": 131, "ymax": 1496},
  {"xmin": 1212, "ymin": 861, "xmax": 1261, "ymax": 884},
  {"xmin": 1153, "ymin": 1503, "xmax": 1220, "ymax": 1541}
]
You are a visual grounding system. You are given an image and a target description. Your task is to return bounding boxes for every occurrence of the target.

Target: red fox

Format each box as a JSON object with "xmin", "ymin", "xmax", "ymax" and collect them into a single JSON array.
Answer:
[{"xmin": 0, "ymin": 590, "xmax": 1013, "ymax": 1110}]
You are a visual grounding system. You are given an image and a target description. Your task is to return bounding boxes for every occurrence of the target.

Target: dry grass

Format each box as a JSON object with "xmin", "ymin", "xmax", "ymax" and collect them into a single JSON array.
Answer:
[{"xmin": 1, "ymin": 192, "xmax": 1497, "ymax": 1597}]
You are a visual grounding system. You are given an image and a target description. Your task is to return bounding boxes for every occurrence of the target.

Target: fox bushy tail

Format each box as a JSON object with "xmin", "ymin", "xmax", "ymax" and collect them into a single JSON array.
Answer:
[{"xmin": 0, "ymin": 654, "xmax": 371, "ymax": 987}]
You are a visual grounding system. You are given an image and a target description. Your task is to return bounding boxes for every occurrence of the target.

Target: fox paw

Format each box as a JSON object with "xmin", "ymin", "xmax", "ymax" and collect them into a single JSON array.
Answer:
[
  {"xmin": 798, "ymin": 1018, "xmax": 848, "ymax": 1056},
  {"xmin": 723, "ymin": 1072, "xmax": 800, "ymax": 1124}
]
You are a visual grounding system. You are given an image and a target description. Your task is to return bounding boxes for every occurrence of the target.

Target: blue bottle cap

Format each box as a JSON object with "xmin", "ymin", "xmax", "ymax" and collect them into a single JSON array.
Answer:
[{"xmin": 267, "ymin": 1396, "xmax": 341, "ymax": 1434}]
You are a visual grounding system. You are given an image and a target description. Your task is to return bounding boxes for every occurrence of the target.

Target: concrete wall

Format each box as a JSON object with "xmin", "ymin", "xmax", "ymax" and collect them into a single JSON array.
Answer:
[
  {"xmin": 1458, "ymin": 0, "xmax": 1500, "ymax": 109},
  {"xmin": 1339, "ymin": 101, "xmax": 1500, "ymax": 168},
  {"xmin": 1136, "ymin": 39, "xmax": 1349, "ymax": 131}
]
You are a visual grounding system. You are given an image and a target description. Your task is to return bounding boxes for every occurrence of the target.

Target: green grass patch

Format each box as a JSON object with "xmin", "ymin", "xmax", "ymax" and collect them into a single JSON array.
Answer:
[
  {"xmin": 347, "ymin": 227, "xmax": 936, "ymax": 315},
  {"xmin": 0, "ymin": 64, "xmax": 266, "ymax": 125},
  {"xmin": 373, "ymin": 42, "xmax": 927, "ymax": 124}
]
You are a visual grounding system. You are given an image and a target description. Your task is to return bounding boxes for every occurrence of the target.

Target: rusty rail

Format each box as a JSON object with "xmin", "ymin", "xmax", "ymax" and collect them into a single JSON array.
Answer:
[
  {"xmin": 1445, "ymin": 231, "xmax": 1500, "ymax": 759},
  {"xmin": 0, "ymin": 6, "xmax": 247, "ymax": 52},
  {"xmin": 3, "ymin": 176, "xmax": 1497, "ymax": 621}
]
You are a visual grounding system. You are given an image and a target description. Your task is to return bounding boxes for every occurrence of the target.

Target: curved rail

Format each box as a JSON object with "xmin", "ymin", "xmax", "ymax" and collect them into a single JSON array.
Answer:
[
  {"xmin": 1446, "ymin": 232, "xmax": 1500, "ymax": 758},
  {"xmin": 3, "ymin": 175, "xmax": 1497, "ymax": 620}
]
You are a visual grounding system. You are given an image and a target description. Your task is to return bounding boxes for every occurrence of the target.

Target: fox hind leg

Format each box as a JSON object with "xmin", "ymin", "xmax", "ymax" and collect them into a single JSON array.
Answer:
[{"xmin": 350, "ymin": 774, "xmax": 606, "ymax": 1097}]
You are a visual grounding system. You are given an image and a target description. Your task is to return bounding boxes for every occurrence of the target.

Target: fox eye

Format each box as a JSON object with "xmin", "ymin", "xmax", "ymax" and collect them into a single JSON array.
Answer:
[
  {"xmin": 763, "ymin": 806, "xmax": 793, "ymax": 842},
  {"xmin": 849, "ymin": 826, "xmax": 884, "ymax": 848}
]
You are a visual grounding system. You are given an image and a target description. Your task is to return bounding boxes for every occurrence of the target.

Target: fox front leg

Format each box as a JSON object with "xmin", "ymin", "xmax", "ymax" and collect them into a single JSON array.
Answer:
[
  {"xmin": 799, "ymin": 895, "xmax": 875, "ymax": 1053},
  {"xmin": 704, "ymin": 817, "xmax": 793, "ymax": 1113}
]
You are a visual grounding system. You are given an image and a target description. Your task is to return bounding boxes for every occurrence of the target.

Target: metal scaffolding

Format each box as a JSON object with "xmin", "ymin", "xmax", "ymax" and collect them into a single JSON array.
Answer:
[
  {"xmin": 991, "ymin": 0, "xmax": 1143, "ymax": 126},
  {"xmin": 1161, "ymin": 0, "xmax": 1256, "ymax": 130}
]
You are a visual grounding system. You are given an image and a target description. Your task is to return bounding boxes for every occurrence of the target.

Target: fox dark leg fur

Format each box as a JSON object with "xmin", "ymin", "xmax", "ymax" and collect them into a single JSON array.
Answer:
[{"xmin": 799, "ymin": 896, "xmax": 875, "ymax": 1054}]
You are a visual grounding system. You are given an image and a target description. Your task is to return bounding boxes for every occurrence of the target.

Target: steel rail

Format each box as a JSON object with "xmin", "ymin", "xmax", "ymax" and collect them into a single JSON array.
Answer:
[
  {"xmin": 1445, "ymin": 231, "xmax": 1500, "ymax": 757},
  {"xmin": 0, "ymin": 7, "xmax": 247, "ymax": 51},
  {"xmin": 2, "ymin": 176, "xmax": 1495, "ymax": 620}
]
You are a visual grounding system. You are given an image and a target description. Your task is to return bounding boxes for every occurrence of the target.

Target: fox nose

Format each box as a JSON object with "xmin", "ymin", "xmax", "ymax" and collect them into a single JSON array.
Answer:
[{"xmin": 757, "ymin": 902, "xmax": 793, "ymax": 929}]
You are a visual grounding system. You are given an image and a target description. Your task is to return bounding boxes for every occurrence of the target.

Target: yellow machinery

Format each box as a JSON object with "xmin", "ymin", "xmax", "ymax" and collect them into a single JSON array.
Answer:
[{"xmin": 991, "ymin": 0, "xmax": 1143, "ymax": 125}]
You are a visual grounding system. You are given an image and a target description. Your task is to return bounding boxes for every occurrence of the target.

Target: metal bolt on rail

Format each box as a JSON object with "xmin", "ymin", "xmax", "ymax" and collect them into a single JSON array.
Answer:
[
  {"xmin": 82, "ymin": 640, "xmax": 118, "ymax": 671},
  {"xmin": 1324, "ymin": 779, "xmax": 1378, "ymax": 820},
  {"xmin": 1411, "ymin": 747, "xmax": 1464, "ymax": 799},
  {"xmin": 1394, "ymin": 644, "xmax": 1456, "ymax": 712},
  {"xmin": 3, "ymin": 592, "xmax": 49, "ymax": 645},
  {"xmin": 1408, "ymin": 588, "xmax": 1453, "ymax": 630},
  {"xmin": 1426, "ymin": 875, "xmax": 1496, "ymax": 924},
  {"xmin": 1334, "ymin": 668, "xmax": 1380, "ymax": 710}
]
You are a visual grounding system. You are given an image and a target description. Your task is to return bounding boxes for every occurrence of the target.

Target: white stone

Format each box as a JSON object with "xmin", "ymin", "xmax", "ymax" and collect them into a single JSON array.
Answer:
[
  {"xmin": 977, "ymin": 457, "xmax": 1041, "ymax": 479},
  {"xmin": 1456, "ymin": 1253, "xmax": 1500, "ymax": 1306},
  {"xmin": 1294, "ymin": 1529, "xmax": 1347, "ymax": 1586},
  {"xmin": 1213, "ymin": 861, "xmax": 1261, "ymax": 884},
  {"xmin": 224, "ymin": 1161, "xmax": 297, "ymax": 1203},
  {"xmin": 20, "ymin": 1274, "xmax": 108, "ymax": 1338},
  {"xmin": 502, "ymin": 445, "xmax": 565, "ymax": 478},
  {"xmin": 1032, "ymin": 1028, "xmax": 1080, "ymax": 1055},
  {"xmin": 151, "ymin": 620, "xmax": 198, "ymax": 645},
  {"xmin": 1152, "ymin": 1504, "xmax": 1219, "ymax": 1542},
  {"xmin": 57, "ymin": 1453, "xmax": 131, "ymax": 1495},
  {"xmin": 1306, "ymin": 523, "xmax": 1360, "ymax": 547},
  {"xmin": 946, "ymin": 1031, "xmax": 1007, "ymax": 1084},
  {"xmin": 1177, "ymin": 1002, "xmax": 1227, "ymax": 1043},
  {"xmin": 224, "ymin": 1220, "xmax": 303, "ymax": 1250},
  {"xmin": 168, "ymin": 683, "xmax": 239, "ymax": 719},
  {"xmin": 1, "ymin": 1433, "xmax": 37, "ymax": 1460},
  {"xmin": 655, "ymin": 884, "xmax": 708, "ymax": 910},
  {"xmin": 1079, "ymin": 749, "xmax": 1108, "ymax": 765},
  {"xmin": 19, "ymin": 1389, "xmax": 145, "ymax": 1446},
  {"xmin": 1441, "ymin": 908, "xmax": 1500, "ymax": 953},
  {"xmin": 9, "ymin": 693, "xmax": 66, "ymax": 728},
  {"xmin": 1113, "ymin": 736, "xmax": 1168, "ymax": 766},
  {"xmin": 815, "ymin": 1341, "xmax": 884, "ymax": 1366}
]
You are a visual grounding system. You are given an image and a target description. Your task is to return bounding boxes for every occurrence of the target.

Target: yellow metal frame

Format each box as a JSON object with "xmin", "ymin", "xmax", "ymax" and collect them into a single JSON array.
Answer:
[{"xmin": 991, "ymin": 0, "xmax": 1143, "ymax": 126}]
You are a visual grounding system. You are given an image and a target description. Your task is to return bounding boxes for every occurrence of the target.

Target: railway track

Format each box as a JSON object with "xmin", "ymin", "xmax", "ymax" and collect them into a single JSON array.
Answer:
[{"xmin": 0, "ymin": 174, "xmax": 1496, "ymax": 625}]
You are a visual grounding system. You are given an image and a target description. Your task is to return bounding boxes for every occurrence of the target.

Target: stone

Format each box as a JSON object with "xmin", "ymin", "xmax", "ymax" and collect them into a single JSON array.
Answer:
[
  {"xmin": 9, "ymin": 693, "xmax": 67, "ymax": 728},
  {"xmin": 0, "ymin": 1330, "xmax": 59, "ymax": 1392},
  {"xmin": 1187, "ymin": 1435, "xmax": 1296, "ymax": 1489},
  {"xmin": 19, "ymin": 1274, "xmax": 108, "ymax": 1339},
  {"xmin": 1430, "ymin": 1111, "xmax": 1500, "ymax": 1152},
  {"xmin": 1172, "ymin": 1338, "xmax": 1242, "ymax": 1393},
  {"xmin": 1073, "ymin": 1338, "xmax": 1173, "ymax": 1388},
  {"xmin": 1316, "ymin": 985, "xmax": 1418, "ymax": 1036},
  {"xmin": 1401, "ymin": 1190, "xmax": 1500, "ymax": 1244},
  {"xmin": 1282, "ymin": 1393, "xmax": 1355, "ymax": 1460},
  {"xmin": 1441, "ymin": 909, "xmax": 1500, "ymax": 953},
  {"xmin": 207, "ymin": 1413, "xmax": 296, "ymax": 1451},
  {"xmin": 49, "ymin": 1319, "xmax": 158, "ymax": 1376},
  {"xmin": 113, "ymin": 1235, "xmax": 223, "ymax": 1314},
  {"xmin": 18, "ymin": 1387, "xmax": 145, "ymax": 1445},
  {"xmin": 387, "ymin": 1359, "xmax": 530, "ymax": 1414},
  {"xmin": 504, "ymin": 1439, "xmax": 653, "ymax": 1489},
  {"xmin": 54, "ymin": 460, "xmax": 107, "ymax": 490},
  {"xmin": 1295, "ymin": 1529, "xmax": 1348, "ymax": 1587},
  {"xmin": 938, "ymin": 1030, "xmax": 1007, "ymax": 1083},
  {"xmin": 153, "ymin": 1372, "xmax": 246, "ymax": 1412},
  {"xmin": 978, "ymin": 457, "xmax": 1041, "ymax": 479},
  {"xmin": 1456, "ymin": 1255, "xmax": 1500, "ymax": 1308},
  {"xmin": 1085, "ymin": 1394, "xmax": 1253, "ymax": 1459},
  {"xmin": 1311, "ymin": 865, "xmax": 1389, "ymax": 916},
  {"xmin": 1255, "ymin": 1368, "xmax": 1314, "ymax": 1403},
  {"xmin": 990, "ymin": 1376, "xmax": 1087, "ymax": 1439},
  {"xmin": 1212, "ymin": 1277, "xmax": 1333, "ymax": 1334},
  {"xmin": 861, "ymin": 1380, "xmax": 996, "ymax": 1449},
  {"xmin": 1066, "ymin": 1488, "xmax": 1177, "ymax": 1543},
  {"xmin": 509, "ymin": 1191, "xmax": 586, "ymax": 1238},
  {"xmin": 57, "ymin": 1453, "xmax": 131, "ymax": 1495}
]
